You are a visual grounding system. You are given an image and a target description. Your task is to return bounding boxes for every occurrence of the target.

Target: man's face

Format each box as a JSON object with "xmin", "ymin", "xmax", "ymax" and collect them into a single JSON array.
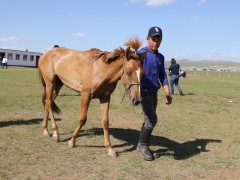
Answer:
[{"xmin": 147, "ymin": 35, "xmax": 162, "ymax": 52}]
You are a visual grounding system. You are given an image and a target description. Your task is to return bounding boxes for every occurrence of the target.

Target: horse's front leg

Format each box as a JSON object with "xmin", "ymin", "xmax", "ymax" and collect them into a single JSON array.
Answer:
[
  {"xmin": 69, "ymin": 92, "xmax": 90, "ymax": 148},
  {"xmin": 100, "ymin": 96, "xmax": 118, "ymax": 157}
]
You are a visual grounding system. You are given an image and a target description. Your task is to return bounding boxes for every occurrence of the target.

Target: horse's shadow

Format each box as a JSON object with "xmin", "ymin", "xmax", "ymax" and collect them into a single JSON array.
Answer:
[
  {"xmin": 0, "ymin": 118, "xmax": 42, "ymax": 128},
  {"xmin": 78, "ymin": 128, "xmax": 222, "ymax": 160},
  {"xmin": 0, "ymin": 119, "xmax": 222, "ymax": 160},
  {"xmin": 0, "ymin": 118, "xmax": 61, "ymax": 128}
]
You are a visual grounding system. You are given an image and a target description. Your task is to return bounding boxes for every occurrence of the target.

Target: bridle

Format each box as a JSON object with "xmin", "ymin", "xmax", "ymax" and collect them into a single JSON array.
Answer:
[{"xmin": 120, "ymin": 57, "xmax": 141, "ymax": 103}]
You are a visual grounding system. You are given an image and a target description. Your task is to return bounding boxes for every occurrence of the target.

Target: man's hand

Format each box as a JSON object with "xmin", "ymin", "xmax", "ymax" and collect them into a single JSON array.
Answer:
[{"xmin": 166, "ymin": 95, "xmax": 172, "ymax": 105}]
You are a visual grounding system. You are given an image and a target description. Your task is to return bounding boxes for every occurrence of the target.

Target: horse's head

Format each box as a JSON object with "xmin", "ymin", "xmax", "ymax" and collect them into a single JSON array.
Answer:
[{"xmin": 121, "ymin": 47, "xmax": 148, "ymax": 106}]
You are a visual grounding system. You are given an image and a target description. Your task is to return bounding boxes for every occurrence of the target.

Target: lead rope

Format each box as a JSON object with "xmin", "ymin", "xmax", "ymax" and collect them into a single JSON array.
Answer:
[
  {"xmin": 120, "ymin": 92, "xmax": 136, "ymax": 114},
  {"xmin": 120, "ymin": 91, "xmax": 127, "ymax": 103},
  {"xmin": 132, "ymin": 105, "xmax": 136, "ymax": 114}
]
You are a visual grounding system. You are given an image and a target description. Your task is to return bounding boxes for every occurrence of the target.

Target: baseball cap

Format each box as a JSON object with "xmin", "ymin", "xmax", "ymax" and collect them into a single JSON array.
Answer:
[
  {"xmin": 148, "ymin": 26, "xmax": 162, "ymax": 37},
  {"xmin": 170, "ymin": 58, "xmax": 176, "ymax": 63}
]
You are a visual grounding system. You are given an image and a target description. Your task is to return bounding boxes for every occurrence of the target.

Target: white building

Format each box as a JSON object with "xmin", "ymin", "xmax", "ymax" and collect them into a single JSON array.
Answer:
[{"xmin": 0, "ymin": 48, "xmax": 43, "ymax": 67}]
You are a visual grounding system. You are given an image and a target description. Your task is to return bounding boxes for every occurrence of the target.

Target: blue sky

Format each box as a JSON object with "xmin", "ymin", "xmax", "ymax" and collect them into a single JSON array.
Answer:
[{"xmin": 1, "ymin": 0, "xmax": 240, "ymax": 62}]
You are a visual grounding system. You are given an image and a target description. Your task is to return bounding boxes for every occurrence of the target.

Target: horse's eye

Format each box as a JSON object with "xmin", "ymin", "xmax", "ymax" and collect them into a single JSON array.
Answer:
[
  {"xmin": 126, "ymin": 71, "xmax": 132, "ymax": 76},
  {"xmin": 125, "ymin": 67, "xmax": 132, "ymax": 76}
]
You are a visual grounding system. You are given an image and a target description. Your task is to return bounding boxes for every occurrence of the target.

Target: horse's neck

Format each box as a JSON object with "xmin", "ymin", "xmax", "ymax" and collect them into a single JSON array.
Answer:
[
  {"xmin": 116, "ymin": 57, "xmax": 125, "ymax": 80},
  {"xmin": 108, "ymin": 58, "xmax": 124, "ymax": 83}
]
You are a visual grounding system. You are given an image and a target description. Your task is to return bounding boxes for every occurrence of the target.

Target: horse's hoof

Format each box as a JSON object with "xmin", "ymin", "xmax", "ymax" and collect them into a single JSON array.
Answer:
[
  {"xmin": 52, "ymin": 135, "xmax": 59, "ymax": 142},
  {"xmin": 153, "ymin": 152, "xmax": 160, "ymax": 158},
  {"xmin": 43, "ymin": 132, "xmax": 50, "ymax": 137},
  {"xmin": 108, "ymin": 151, "xmax": 118, "ymax": 158},
  {"xmin": 68, "ymin": 140, "xmax": 75, "ymax": 148}
]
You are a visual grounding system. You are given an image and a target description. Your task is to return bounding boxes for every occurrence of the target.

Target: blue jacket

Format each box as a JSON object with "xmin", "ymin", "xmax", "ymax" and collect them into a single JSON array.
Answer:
[
  {"xmin": 137, "ymin": 47, "xmax": 169, "ymax": 93},
  {"xmin": 169, "ymin": 63, "xmax": 180, "ymax": 75}
]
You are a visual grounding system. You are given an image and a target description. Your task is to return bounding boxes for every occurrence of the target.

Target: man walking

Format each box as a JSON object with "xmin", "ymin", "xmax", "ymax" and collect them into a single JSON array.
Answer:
[{"xmin": 137, "ymin": 26, "xmax": 172, "ymax": 161}]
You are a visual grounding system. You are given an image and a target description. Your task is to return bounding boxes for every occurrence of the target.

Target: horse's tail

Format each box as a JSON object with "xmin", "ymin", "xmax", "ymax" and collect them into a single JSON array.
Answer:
[
  {"xmin": 38, "ymin": 68, "xmax": 46, "ymax": 107},
  {"xmin": 38, "ymin": 69, "xmax": 61, "ymax": 114}
]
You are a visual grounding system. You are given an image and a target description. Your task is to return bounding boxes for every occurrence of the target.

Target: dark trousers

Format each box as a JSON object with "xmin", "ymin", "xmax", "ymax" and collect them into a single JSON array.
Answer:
[
  {"xmin": 2, "ymin": 63, "xmax": 8, "ymax": 69},
  {"xmin": 141, "ymin": 92, "xmax": 158, "ymax": 129}
]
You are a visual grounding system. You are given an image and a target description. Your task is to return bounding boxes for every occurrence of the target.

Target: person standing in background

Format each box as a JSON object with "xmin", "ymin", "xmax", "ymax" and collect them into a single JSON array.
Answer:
[
  {"xmin": 168, "ymin": 58, "xmax": 184, "ymax": 95},
  {"xmin": 2, "ymin": 56, "xmax": 8, "ymax": 69}
]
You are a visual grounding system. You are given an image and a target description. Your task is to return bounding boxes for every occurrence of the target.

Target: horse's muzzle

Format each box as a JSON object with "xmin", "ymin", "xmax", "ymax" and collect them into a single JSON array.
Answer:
[{"xmin": 131, "ymin": 97, "xmax": 141, "ymax": 106}]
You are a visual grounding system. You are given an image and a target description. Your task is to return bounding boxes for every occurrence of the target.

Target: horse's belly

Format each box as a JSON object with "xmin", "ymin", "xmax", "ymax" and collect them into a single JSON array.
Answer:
[{"xmin": 59, "ymin": 76, "xmax": 82, "ymax": 92}]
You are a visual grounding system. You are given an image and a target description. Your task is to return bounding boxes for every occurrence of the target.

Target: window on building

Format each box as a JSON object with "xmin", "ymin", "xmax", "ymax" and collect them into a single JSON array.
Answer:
[
  {"xmin": 16, "ymin": 54, "xmax": 20, "ymax": 60},
  {"xmin": 30, "ymin": 55, "xmax": 34, "ymax": 61},
  {"xmin": 8, "ymin": 53, "xmax": 12, "ymax": 60},
  {"xmin": 23, "ymin": 55, "xmax": 28, "ymax": 61}
]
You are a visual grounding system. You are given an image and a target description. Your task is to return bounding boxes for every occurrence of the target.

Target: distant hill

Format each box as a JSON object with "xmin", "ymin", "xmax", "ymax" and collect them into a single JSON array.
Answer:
[{"xmin": 165, "ymin": 59, "xmax": 240, "ymax": 69}]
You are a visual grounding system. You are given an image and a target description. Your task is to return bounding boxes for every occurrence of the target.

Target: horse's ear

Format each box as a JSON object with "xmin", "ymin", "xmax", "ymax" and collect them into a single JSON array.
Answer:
[
  {"xmin": 125, "ymin": 47, "xmax": 132, "ymax": 61},
  {"xmin": 138, "ymin": 50, "xmax": 148, "ymax": 61}
]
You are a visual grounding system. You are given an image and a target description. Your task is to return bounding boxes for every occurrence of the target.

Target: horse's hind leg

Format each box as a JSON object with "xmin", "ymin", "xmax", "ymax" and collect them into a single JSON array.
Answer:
[
  {"xmin": 69, "ymin": 92, "xmax": 90, "ymax": 148},
  {"xmin": 42, "ymin": 86, "xmax": 50, "ymax": 137},
  {"xmin": 51, "ymin": 80, "xmax": 63, "ymax": 141},
  {"xmin": 43, "ymin": 82, "xmax": 60, "ymax": 141},
  {"xmin": 42, "ymin": 103, "xmax": 50, "ymax": 137}
]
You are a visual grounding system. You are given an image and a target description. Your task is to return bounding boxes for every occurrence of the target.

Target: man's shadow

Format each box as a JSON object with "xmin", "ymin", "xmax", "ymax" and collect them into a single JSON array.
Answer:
[{"xmin": 76, "ymin": 127, "xmax": 222, "ymax": 160}]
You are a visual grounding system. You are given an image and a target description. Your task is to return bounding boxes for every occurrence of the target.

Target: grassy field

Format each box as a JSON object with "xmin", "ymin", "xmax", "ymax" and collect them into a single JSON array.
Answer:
[{"xmin": 0, "ymin": 67, "xmax": 240, "ymax": 180}]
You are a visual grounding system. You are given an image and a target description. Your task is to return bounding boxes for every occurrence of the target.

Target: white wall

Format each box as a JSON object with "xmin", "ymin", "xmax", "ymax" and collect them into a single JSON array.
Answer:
[{"xmin": 0, "ymin": 48, "xmax": 42, "ymax": 67}]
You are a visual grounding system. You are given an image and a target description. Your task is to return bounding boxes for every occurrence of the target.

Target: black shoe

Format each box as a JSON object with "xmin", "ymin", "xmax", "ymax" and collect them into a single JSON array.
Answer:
[
  {"xmin": 137, "ymin": 126, "xmax": 154, "ymax": 161},
  {"xmin": 137, "ymin": 143, "xmax": 154, "ymax": 161},
  {"xmin": 180, "ymin": 92, "xmax": 185, "ymax": 96}
]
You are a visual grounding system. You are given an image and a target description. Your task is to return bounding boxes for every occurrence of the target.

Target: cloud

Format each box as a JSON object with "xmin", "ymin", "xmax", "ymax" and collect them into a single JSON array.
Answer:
[
  {"xmin": 71, "ymin": 32, "xmax": 86, "ymax": 37},
  {"xmin": 0, "ymin": 46, "xmax": 18, "ymax": 50},
  {"xmin": 0, "ymin": 36, "xmax": 27, "ymax": 43},
  {"xmin": 189, "ymin": 16, "xmax": 198, "ymax": 22},
  {"xmin": 129, "ymin": 0, "xmax": 177, "ymax": 7},
  {"xmin": 198, "ymin": 0, "xmax": 206, "ymax": 5},
  {"xmin": 129, "ymin": 0, "xmax": 144, "ymax": 4},
  {"xmin": 146, "ymin": 0, "xmax": 176, "ymax": 7},
  {"xmin": 231, "ymin": 53, "xmax": 240, "ymax": 58}
]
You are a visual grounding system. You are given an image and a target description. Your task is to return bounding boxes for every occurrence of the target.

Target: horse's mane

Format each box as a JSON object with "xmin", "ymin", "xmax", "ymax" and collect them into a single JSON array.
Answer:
[
  {"xmin": 124, "ymin": 36, "xmax": 142, "ymax": 51},
  {"xmin": 87, "ymin": 48, "xmax": 102, "ymax": 54},
  {"xmin": 94, "ymin": 37, "xmax": 142, "ymax": 64}
]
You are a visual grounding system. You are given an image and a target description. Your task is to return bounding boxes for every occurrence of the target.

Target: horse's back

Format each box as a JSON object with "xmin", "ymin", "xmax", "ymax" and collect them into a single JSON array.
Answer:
[
  {"xmin": 39, "ymin": 47, "xmax": 102, "ymax": 65},
  {"xmin": 38, "ymin": 47, "xmax": 103, "ymax": 92}
]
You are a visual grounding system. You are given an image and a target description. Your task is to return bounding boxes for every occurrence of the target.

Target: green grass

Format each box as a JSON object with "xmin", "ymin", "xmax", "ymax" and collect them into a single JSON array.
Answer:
[{"xmin": 0, "ymin": 67, "xmax": 240, "ymax": 179}]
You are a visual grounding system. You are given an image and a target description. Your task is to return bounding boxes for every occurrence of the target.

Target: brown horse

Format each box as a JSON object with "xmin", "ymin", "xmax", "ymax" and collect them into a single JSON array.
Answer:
[{"xmin": 38, "ymin": 37, "xmax": 147, "ymax": 157}]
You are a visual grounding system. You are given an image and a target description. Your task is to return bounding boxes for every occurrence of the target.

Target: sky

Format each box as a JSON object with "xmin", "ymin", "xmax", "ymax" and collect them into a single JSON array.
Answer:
[{"xmin": 0, "ymin": 0, "xmax": 240, "ymax": 62}]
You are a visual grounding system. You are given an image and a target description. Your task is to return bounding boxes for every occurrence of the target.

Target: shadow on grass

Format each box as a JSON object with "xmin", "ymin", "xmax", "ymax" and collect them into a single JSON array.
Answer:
[
  {"xmin": 0, "ymin": 118, "xmax": 61, "ymax": 128},
  {"xmin": 76, "ymin": 127, "xmax": 222, "ymax": 160},
  {"xmin": 0, "ymin": 120, "xmax": 221, "ymax": 160},
  {"xmin": 59, "ymin": 93, "xmax": 80, "ymax": 97},
  {"xmin": 173, "ymin": 92, "xmax": 195, "ymax": 96},
  {"xmin": 185, "ymin": 92, "xmax": 195, "ymax": 96}
]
